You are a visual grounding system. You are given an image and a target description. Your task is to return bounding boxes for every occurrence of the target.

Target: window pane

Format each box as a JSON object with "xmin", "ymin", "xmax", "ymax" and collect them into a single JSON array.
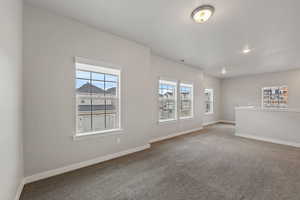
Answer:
[
  {"xmin": 160, "ymin": 84, "xmax": 167, "ymax": 90},
  {"xmin": 181, "ymin": 109, "xmax": 191, "ymax": 118},
  {"xmin": 166, "ymin": 90, "xmax": 174, "ymax": 98},
  {"xmin": 76, "ymin": 70, "xmax": 90, "ymax": 79},
  {"xmin": 159, "ymin": 100, "xmax": 170, "ymax": 120},
  {"xmin": 105, "ymin": 113, "xmax": 117, "ymax": 130},
  {"xmin": 105, "ymin": 82, "xmax": 117, "ymax": 96},
  {"xmin": 92, "ymin": 114, "xmax": 105, "ymax": 132},
  {"xmin": 77, "ymin": 97, "xmax": 92, "ymax": 133},
  {"xmin": 168, "ymin": 107, "xmax": 176, "ymax": 119},
  {"xmin": 161, "ymin": 88, "xmax": 168, "ymax": 96},
  {"xmin": 208, "ymin": 92, "xmax": 212, "ymax": 101},
  {"xmin": 204, "ymin": 89, "xmax": 213, "ymax": 113},
  {"xmin": 76, "ymin": 79, "xmax": 90, "ymax": 92},
  {"xmin": 204, "ymin": 92, "xmax": 210, "ymax": 101},
  {"xmin": 159, "ymin": 81, "xmax": 177, "ymax": 121},
  {"xmin": 77, "ymin": 115, "xmax": 92, "ymax": 133},
  {"xmin": 206, "ymin": 103, "xmax": 211, "ymax": 113},
  {"xmin": 185, "ymin": 87, "xmax": 191, "ymax": 93},
  {"xmin": 76, "ymin": 62, "xmax": 120, "ymax": 134},
  {"xmin": 159, "ymin": 89, "xmax": 164, "ymax": 96},
  {"xmin": 106, "ymin": 97, "xmax": 119, "ymax": 129},
  {"xmin": 91, "ymin": 96, "xmax": 105, "ymax": 131},
  {"xmin": 105, "ymin": 74, "xmax": 118, "ymax": 82},
  {"xmin": 91, "ymin": 80, "xmax": 105, "ymax": 94},
  {"xmin": 92, "ymin": 72, "xmax": 104, "ymax": 81},
  {"xmin": 180, "ymin": 85, "xmax": 193, "ymax": 118},
  {"xmin": 91, "ymin": 82, "xmax": 119, "ymax": 131}
]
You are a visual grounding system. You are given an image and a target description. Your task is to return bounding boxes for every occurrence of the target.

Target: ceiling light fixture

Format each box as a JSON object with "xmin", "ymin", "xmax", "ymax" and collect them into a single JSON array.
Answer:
[
  {"xmin": 243, "ymin": 46, "xmax": 251, "ymax": 54},
  {"xmin": 221, "ymin": 68, "xmax": 227, "ymax": 75},
  {"xmin": 191, "ymin": 5, "xmax": 215, "ymax": 23}
]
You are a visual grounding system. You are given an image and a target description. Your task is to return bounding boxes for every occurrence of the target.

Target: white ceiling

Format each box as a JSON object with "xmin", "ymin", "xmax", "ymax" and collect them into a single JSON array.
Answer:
[{"xmin": 25, "ymin": 0, "xmax": 300, "ymax": 78}]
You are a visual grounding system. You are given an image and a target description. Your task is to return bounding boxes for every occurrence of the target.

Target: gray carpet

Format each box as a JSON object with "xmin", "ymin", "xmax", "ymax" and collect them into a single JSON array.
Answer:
[{"xmin": 21, "ymin": 124, "xmax": 300, "ymax": 200}]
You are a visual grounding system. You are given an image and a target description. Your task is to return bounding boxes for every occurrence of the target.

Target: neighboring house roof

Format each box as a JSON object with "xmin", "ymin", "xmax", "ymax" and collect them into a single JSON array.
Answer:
[
  {"xmin": 77, "ymin": 83, "xmax": 104, "ymax": 93},
  {"xmin": 106, "ymin": 87, "xmax": 116, "ymax": 94},
  {"xmin": 77, "ymin": 83, "xmax": 116, "ymax": 94}
]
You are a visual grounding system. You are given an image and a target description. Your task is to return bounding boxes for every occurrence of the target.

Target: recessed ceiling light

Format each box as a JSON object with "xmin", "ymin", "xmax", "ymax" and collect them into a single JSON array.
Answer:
[
  {"xmin": 243, "ymin": 47, "xmax": 251, "ymax": 54},
  {"xmin": 221, "ymin": 68, "xmax": 227, "ymax": 75},
  {"xmin": 191, "ymin": 5, "xmax": 215, "ymax": 24}
]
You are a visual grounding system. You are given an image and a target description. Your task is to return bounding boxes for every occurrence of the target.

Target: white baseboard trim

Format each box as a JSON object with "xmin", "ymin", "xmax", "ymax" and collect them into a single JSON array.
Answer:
[
  {"xmin": 203, "ymin": 121, "xmax": 219, "ymax": 126},
  {"xmin": 24, "ymin": 144, "xmax": 151, "ymax": 184},
  {"xmin": 219, "ymin": 120, "xmax": 236, "ymax": 124},
  {"xmin": 236, "ymin": 133, "xmax": 300, "ymax": 148},
  {"xmin": 150, "ymin": 127, "xmax": 203, "ymax": 143},
  {"xmin": 15, "ymin": 179, "xmax": 24, "ymax": 200}
]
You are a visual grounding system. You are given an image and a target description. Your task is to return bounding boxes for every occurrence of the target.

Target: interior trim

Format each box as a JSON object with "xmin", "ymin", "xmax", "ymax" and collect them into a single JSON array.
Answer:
[
  {"xmin": 202, "ymin": 121, "xmax": 219, "ymax": 126},
  {"xmin": 150, "ymin": 127, "xmax": 203, "ymax": 143},
  {"xmin": 15, "ymin": 179, "xmax": 24, "ymax": 200},
  {"xmin": 219, "ymin": 120, "xmax": 236, "ymax": 124},
  {"xmin": 24, "ymin": 144, "xmax": 151, "ymax": 184},
  {"xmin": 236, "ymin": 133, "xmax": 300, "ymax": 148}
]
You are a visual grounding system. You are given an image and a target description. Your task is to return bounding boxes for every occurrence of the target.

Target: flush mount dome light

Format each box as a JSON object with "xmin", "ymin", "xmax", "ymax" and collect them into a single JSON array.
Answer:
[
  {"xmin": 221, "ymin": 67, "xmax": 227, "ymax": 75},
  {"xmin": 243, "ymin": 46, "xmax": 252, "ymax": 54},
  {"xmin": 191, "ymin": 5, "xmax": 215, "ymax": 23}
]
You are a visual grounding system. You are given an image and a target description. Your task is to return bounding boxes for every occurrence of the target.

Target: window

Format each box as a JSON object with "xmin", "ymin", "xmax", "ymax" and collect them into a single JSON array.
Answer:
[
  {"xmin": 159, "ymin": 80, "xmax": 177, "ymax": 122},
  {"xmin": 204, "ymin": 89, "xmax": 214, "ymax": 114},
  {"xmin": 262, "ymin": 86, "xmax": 288, "ymax": 108},
  {"xmin": 75, "ymin": 62, "xmax": 120, "ymax": 135},
  {"xmin": 180, "ymin": 83, "xmax": 193, "ymax": 119}
]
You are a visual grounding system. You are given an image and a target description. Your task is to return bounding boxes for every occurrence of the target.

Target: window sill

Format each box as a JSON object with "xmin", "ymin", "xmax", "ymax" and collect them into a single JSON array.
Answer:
[
  {"xmin": 205, "ymin": 112, "xmax": 214, "ymax": 115},
  {"xmin": 158, "ymin": 119, "xmax": 177, "ymax": 125},
  {"xmin": 180, "ymin": 116, "xmax": 194, "ymax": 120},
  {"xmin": 73, "ymin": 128, "xmax": 123, "ymax": 141}
]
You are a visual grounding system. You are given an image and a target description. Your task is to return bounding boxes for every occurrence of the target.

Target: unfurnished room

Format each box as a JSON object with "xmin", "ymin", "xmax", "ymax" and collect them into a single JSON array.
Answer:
[{"xmin": 2, "ymin": 0, "xmax": 300, "ymax": 200}]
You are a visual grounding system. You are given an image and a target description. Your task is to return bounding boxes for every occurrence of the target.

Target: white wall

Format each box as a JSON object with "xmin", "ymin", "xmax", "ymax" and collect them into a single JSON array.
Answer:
[
  {"xmin": 203, "ymin": 74, "xmax": 221, "ymax": 125},
  {"xmin": 221, "ymin": 69, "xmax": 300, "ymax": 121},
  {"xmin": 149, "ymin": 55, "xmax": 204, "ymax": 141},
  {"xmin": 23, "ymin": 4, "xmax": 152, "ymax": 177},
  {"xmin": 236, "ymin": 108, "xmax": 300, "ymax": 147},
  {"xmin": 0, "ymin": 0, "xmax": 23, "ymax": 199},
  {"xmin": 23, "ymin": 4, "xmax": 206, "ymax": 177}
]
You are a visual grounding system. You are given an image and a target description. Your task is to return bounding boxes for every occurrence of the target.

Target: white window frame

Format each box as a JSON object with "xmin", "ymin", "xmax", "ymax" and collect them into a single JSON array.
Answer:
[
  {"xmin": 204, "ymin": 89, "xmax": 214, "ymax": 114},
  {"xmin": 158, "ymin": 79, "xmax": 178, "ymax": 123},
  {"xmin": 74, "ymin": 57, "xmax": 122, "ymax": 139},
  {"xmin": 179, "ymin": 83, "xmax": 194, "ymax": 120}
]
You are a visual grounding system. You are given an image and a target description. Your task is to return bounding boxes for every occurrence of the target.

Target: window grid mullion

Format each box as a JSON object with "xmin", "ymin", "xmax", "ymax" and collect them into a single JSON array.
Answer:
[
  {"xmin": 168, "ymin": 94, "xmax": 170, "ymax": 119},
  {"xmin": 104, "ymin": 75, "xmax": 107, "ymax": 129},
  {"xmin": 76, "ymin": 64, "xmax": 120, "ymax": 135},
  {"xmin": 90, "ymin": 72, "xmax": 93, "ymax": 131}
]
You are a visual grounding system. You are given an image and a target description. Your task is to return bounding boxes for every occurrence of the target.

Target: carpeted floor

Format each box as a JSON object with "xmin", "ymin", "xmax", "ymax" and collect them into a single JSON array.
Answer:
[{"xmin": 21, "ymin": 124, "xmax": 300, "ymax": 200}]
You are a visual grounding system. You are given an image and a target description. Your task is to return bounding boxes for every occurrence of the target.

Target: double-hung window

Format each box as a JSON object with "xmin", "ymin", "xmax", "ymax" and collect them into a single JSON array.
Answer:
[
  {"xmin": 204, "ymin": 89, "xmax": 214, "ymax": 114},
  {"xmin": 158, "ymin": 80, "xmax": 177, "ymax": 122},
  {"xmin": 75, "ymin": 62, "xmax": 121, "ymax": 135},
  {"xmin": 179, "ymin": 83, "xmax": 193, "ymax": 119}
]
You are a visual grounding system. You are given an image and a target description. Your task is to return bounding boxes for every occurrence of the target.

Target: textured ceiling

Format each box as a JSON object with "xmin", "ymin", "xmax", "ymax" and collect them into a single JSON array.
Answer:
[{"xmin": 25, "ymin": 0, "xmax": 300, "ymax": 78}]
